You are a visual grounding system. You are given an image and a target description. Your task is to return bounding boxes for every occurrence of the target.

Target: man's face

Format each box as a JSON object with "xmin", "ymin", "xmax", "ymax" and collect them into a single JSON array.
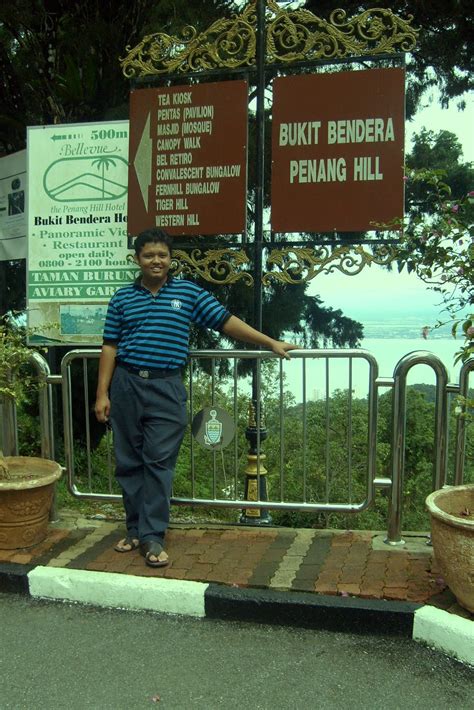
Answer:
[{"xmin": 134, "ymin": 241, "xmax": 172, "ymax": 282}]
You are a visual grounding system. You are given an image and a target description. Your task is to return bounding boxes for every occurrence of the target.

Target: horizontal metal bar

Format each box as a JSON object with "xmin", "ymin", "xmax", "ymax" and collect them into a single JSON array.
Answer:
[
  {"xmin": 189, "ymin": 348, "xmax": 378, "ymax": 363},
  {"xmin": 63, "ymin": 347, "xmax": 378, "ymax": 363},
  {"xmin": 170, "ymin": 496, "xmax": 370, "ymax": 513},
  {"xmin": 375, "ymin": 377, "xmax": 394, "ymax": 389},
  {"xmin": 374, "ymin": 478, "xmax": 392, "ymax": 489},
  {"xmin": 67, "ymin": 488, "xmax": 369, "ymax": 513}
]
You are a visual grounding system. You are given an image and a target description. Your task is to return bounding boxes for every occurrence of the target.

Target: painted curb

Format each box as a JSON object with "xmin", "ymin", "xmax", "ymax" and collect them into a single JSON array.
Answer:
[
  {"xmin": 27, "ymin": 566, "xmax": 208, "ymax": 617},
  {"xmin": 205, "ymin": 584, "xmax": 421, "ymax": 636},
  {"xmin": 1, "ymin": 563, "xmax": 472, "ymax": 666},
  {"xmin": 413, "ymin": 606, "xmax": 474, "ymax": 667},
  {"xmin": 0, "ymin": 562, "xmax": 33, "ymax": 595}
]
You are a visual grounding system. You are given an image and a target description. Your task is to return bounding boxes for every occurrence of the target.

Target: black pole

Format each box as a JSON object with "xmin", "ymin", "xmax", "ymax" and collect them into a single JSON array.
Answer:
[
  {"xmin": 253, "ymin": 0, "xmax": 266, "ymax": 341},
  {"xmin": 241, "ymin": 0, "xmax": 271, "ymax": 525}
]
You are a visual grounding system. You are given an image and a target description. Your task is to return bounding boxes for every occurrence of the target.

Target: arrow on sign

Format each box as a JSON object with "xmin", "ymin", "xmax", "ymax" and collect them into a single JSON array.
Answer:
[
  {"xmin": 134, "ymin": 112, "xmax": 152, "ymax": 213},
  {"xmin": 50, "ymin": 133, "xmax": 80, "ymax": 141}
]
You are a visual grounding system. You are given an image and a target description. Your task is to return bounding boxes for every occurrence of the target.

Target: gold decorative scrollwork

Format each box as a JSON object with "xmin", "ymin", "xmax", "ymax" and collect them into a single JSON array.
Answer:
[
  {"xmin": 172, "ymin": 248, "xmax": 254, "ymax": 285},
  {"xmin": 121, "ymin": 2, "xmax": 417, "ymax": 77},
  {"xmin": 267, "ymin": 6, "xmax": 417, "ymax": 63},
  {"xmin": 263, "ymin": 244, "xmax": 396, "ymax": 285},
  {"xmin": 121, "ymin": 3, "xmax": 256, "ymax": 77}
]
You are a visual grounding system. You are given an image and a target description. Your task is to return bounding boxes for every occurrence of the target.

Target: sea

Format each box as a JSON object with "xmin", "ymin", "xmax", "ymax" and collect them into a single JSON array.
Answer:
[{"xmin": 281, "ymin": 318, "xmax": 465, "ymax": 401}]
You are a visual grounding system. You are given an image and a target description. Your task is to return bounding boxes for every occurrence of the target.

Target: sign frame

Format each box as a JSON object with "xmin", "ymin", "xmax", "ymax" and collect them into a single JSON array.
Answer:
[{"xmin": 271, "ymin": 68, "xmax": 405, "ymax": 234}]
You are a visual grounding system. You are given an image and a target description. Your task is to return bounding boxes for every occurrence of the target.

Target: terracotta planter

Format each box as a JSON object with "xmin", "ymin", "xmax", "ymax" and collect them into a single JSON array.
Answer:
[
  {"xmin": 426, "ymin": 484, "xmax": 474, "ymax": 613},
  {"xmin": 0, "ymin": 457, "xmax": 62, "ymax": 550}
]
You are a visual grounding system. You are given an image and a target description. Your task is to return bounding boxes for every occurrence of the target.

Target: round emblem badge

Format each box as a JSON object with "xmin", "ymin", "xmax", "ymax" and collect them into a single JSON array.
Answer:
[{"xmin": 191, "ymin": 406, "xmax": 235, "ymax": 450}]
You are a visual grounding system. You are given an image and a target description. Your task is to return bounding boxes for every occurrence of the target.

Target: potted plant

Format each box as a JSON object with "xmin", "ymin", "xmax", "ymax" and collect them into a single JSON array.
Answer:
[
  {"xmin": 0, "ymin": 318, "xmax": 61, "ymax": 550},
  {"xmin": 426, "ymin": 484, "xmax": 474, "ymax": 613}
]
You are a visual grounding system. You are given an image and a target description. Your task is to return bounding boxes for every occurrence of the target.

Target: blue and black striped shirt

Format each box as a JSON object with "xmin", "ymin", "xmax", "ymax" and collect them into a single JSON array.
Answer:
[{"xmin": 103, "ymin": 277, "xmax": 230, "ymax": 369}]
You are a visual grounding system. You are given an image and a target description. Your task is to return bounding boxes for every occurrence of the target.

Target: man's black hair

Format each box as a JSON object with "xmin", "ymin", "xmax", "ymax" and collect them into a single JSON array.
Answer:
[{"xmin": 133, "ymin": 228, "xmax": 173, "ymax": 256}]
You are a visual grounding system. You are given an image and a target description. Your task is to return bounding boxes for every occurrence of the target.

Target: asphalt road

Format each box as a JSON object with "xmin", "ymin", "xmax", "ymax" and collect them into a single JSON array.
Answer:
[{"xmin": 0, "ymin": 593, "xmax": 472, "ymax": 709}]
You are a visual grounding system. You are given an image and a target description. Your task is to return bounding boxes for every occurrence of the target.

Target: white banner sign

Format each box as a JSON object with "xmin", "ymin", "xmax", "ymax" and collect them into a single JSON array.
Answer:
[
  {"xmin": 27, "ymin": 121, "xmax": 132, "ymax": 344},
  {"xmin": 0, "ymin": 150, "xmax": 27, "ymax": 261}
]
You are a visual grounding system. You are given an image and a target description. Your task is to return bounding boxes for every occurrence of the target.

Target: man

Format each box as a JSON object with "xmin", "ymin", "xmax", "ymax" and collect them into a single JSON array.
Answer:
[{"xmin": 95, "ymin": 228, "xmax": 297, "ymax": 568}]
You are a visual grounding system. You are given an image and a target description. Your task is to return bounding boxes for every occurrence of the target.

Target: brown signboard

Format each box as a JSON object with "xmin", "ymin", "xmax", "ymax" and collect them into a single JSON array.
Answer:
[
  {"xmin": 271, "ymin": 68, "xmax": 405, "ymax": 233},
  {"xmin": 128, "ymin": 81, "xmax": 248, "ymax": 236}
]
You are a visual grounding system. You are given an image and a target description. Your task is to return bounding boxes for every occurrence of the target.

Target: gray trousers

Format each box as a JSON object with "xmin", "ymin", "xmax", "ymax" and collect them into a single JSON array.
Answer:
[{"xmin": 109, "ymin": 365, "xmax": 187, "ymax": 544}]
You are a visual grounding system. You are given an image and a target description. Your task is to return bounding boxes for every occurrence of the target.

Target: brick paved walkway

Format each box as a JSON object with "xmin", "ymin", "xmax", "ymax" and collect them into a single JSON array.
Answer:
[{"xmin": 0, "ymin": 512, "xmax": 472, "ymax": 621}]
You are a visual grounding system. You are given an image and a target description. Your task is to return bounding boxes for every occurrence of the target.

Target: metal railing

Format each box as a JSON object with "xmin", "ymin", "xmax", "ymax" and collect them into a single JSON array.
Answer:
[
  {"xmin": 454, "ymin": 357, "xmax": 473, "ymax": 486},
  {"xmin": 3, "ymin": 348, "xmax": 472, "ymax": 544}
]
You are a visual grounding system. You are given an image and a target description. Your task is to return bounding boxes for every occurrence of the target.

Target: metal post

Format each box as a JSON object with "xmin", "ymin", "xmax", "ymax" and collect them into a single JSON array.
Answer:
[
  {"xmin": 253, "ymin": 0, "xmax": 265, "ymax": 337},
  {"xmin": 0, "ymin": 393, "xmax": 18, "ymax": 456},
  {"xmin": 241, "ymin": 0, "xmax": 271, "ymax": 524},
  {"xmin": 453, "ymin": 358, "xmax": 473, "ymax": 486},
  {"xmin": 386, "ymin": 351, "xmax": 449, "ymax": 545}
]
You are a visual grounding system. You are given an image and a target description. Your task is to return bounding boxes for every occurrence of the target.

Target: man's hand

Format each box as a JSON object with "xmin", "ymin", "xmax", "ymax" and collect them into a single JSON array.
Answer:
[
  {"xmin": 270, "ymin": 340, "xmax": 299, "ymax": 360},
  {"xmin": 94, "ymin": 394, "xmax": 111, "ymax": 423},
  {"xmin": 95, "ymin": 343, "xmax": 117, "ymax": 423}
]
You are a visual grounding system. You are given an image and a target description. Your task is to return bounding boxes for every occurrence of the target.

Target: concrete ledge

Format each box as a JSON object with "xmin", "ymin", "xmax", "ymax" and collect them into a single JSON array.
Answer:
[
  {"xmin": 28, "ymin": 567, "xmax": 208, "ymax": 617},
  {"xmin": 205, "ymin": 584, "xmax": 421, "ymax": 636},
  {"xmin": 413, "ymin": 606, "xmax": 474, "ymax": 667}
]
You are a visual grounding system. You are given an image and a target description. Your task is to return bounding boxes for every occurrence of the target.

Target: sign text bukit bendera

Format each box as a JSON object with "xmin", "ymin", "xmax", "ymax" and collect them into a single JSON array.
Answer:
[
  {"xmin": 33, "ymin": 213, "xmax": 126, "ymax": 226},
  {"xmin": 280, "ymin": 118, "xmax": 395, "ymax": 184}
]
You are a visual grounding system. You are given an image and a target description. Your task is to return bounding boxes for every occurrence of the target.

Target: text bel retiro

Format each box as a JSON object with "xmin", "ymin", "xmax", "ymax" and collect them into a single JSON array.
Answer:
[{"xmin": 279, "ymin": 118, "xmax": 395, "ymax": 146}]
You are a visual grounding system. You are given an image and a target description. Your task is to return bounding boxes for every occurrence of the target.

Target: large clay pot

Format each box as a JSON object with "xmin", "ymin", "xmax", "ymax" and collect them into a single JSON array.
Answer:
[
  {"xmin": 426, "ymin": 484, "xmax": 474, "ymax": 613},
  {"xmin": 0, "ymin": 457, "xmax": 62, "ymax": 550}
]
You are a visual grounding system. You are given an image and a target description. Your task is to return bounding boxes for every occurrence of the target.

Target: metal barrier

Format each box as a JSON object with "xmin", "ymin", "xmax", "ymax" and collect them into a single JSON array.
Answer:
[
  {"xmin": 0, "ymin": 351, "xmax": 54, "ymax": 460},
  {"xmin": 453, "ymin": 357, "xmax": 474, "ymax": 486},
  {"xmin": 60, "ymin": 348, "xmax": 380, "ymax": 515},
  {"xmin": 387, "ymin": 351, "xmax": 449, "ymax": 545},
  {"xmin": 6, "ymin": 348, "xmax": 473, "ymax": 544}
]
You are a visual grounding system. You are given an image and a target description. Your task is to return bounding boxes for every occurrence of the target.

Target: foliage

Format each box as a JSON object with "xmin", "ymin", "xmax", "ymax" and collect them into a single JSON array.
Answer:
[
  {"xmin": 0, "ymin": 317, "xmax": 48, "ymax": 476},
  {"xmin": 305, "ymin": 0, "xmax": 473, "ymax": 117},
  {"xmin": 0, "ymin": 261, "xmax": 25, "ymax": 318},
  {"xmin": 0, "ymin": 0, "xmax": 234, "ymax": 152},
  {"xmin": 394, "ymin": 164, "xmax": 473, "ymax": 363},
  {"xmin": 0, "ymin": 317, "xmax": 45, "ymax": 403}
]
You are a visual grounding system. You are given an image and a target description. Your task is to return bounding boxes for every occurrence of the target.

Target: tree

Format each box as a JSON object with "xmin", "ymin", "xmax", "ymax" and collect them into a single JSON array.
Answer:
[
  {"xmin": 395, "ymin": 130, "xmax": 474, "ymax": 362},
  {"xmin": 0, "ymin": 0, "xmax": 234, "ymax": 152},
  {"xmin": 0, "ymin": 260, "xmax": 25, "ymax": 315},
  {"xmin": 304, "ymin": 1, "xmax": 473, "ymax": 117},
  {"xmin": 406, "ymin": 129, "xmax": 474, "ymax": 218}
]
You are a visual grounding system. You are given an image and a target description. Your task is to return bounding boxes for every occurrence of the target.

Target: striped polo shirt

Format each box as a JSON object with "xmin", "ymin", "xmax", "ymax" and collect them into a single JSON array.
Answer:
[{"xmin": 103, "ymin": 277, "xmax": 230, "ymax": 369}]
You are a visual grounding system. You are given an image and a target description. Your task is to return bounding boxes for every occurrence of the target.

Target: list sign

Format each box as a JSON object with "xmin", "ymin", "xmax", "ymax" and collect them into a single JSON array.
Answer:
[
  {"xmin": 271, "ymin": 68, "xmax": 405, "ymax": 233},
  {"xmin": 128, "ymin": 81, "xmax": 248, "ymax": 236}
]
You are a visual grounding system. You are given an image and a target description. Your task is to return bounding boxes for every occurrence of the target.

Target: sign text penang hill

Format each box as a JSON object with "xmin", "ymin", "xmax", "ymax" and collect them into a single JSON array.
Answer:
[
  {"xmin": 128, "ymin": 81, "xmax": 248, "ymax": 236},
  {"xmin": 271, "ymin": 68, "xmax": 405, "ymax": 233}
]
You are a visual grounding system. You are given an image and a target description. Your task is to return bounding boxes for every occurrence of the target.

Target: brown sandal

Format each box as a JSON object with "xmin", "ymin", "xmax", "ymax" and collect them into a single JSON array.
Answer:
[
  {"xmin": 139, "ymin": 540, "xmax": 169, "ymax": 568},
  {"xmin": 114, "ymin": 536, "xmax": 139, "ymax": 553}
]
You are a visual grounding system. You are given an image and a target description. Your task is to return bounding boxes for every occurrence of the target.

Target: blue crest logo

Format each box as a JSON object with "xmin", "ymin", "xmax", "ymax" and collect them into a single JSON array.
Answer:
[{"xmin": 204, "ymin": 409, "xmax": 223, "ymax": 446}]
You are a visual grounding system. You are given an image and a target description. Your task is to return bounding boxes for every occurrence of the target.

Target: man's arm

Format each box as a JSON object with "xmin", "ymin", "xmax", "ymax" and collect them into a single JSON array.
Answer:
[
  {"xmin": 221, "ymin": 315, "xmax": 298, "ymax": 360},
  {"xmin": 94, "ymin": 343, "xmax": 117, "ymax": 422}
]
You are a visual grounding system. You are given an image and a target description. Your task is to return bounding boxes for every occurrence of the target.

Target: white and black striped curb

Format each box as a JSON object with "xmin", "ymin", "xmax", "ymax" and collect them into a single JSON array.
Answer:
[{"xmin": 1, "ymin": 564, "xmax": 473, "ymax": 667}]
